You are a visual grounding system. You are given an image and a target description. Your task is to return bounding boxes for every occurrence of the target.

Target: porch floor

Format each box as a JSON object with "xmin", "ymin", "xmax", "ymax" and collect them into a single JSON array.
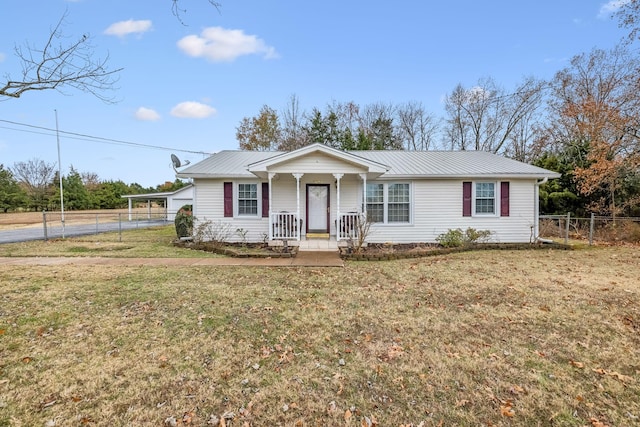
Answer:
[
  {"xmin": 299, "ymin": 236, "xmax": 339, "ymax": 252},
  {"xmin": 270, "ymin": 235, "xmax": 342, "ymax": 252}
]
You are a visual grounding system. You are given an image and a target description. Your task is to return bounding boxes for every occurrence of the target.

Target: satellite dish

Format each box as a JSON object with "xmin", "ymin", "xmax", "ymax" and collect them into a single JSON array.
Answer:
[
  {"xmin": 171, "ymin": 154, "xmax": 190, "ymax": 172},
  {"xmin": 171, "ymin": 154, "xmax": 182, "ymax": 168}
]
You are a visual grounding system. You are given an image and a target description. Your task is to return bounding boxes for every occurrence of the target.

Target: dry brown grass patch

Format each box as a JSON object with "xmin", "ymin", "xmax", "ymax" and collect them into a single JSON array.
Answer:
[{"xmin": 0, "ymin": 248, "xmax": 639, "ymax": 426}]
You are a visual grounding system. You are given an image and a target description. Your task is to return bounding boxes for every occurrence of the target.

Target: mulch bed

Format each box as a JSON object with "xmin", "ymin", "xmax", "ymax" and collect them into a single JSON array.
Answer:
[
  {"xmin": 175, "ymin": 240, "xmax": 572, "ymax": 260},
  {"xmin": 341, "ymin": 241, "xmax": 573, "ymax": 261},
  {"xmin": 174, "ymin": 241, "xmax": 297, "ymax": 258}
]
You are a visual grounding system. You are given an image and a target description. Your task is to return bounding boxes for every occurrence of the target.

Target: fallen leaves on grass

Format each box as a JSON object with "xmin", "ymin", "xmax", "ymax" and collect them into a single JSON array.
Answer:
[
  {"xmin": 570, "ymin": 359, "xmax": 585, "ymax": 368},
  {"xmin": 589, "ymin": 417, "xmax": 611, "ymax": 427},
  {"xmin": 500, "ymin": 400, "xmax": 515, "ymax": 417},
  {"xmin": 592, "ymin": 368, "xmax": 634, "ymax": 384}
]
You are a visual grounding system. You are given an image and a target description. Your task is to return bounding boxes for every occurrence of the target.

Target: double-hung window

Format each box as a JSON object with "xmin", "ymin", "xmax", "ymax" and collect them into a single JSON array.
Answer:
[
  {"xmin": 237, "ymin": 183, "xmax": 258, "ymax": 216},
  {"xmin": 366, "ymin": 183, "xmax": 384, "ymax": 222},
  {"xmin": 475, "ymin": 182, "xmax": 495, "ymax": 215},
  {"xmin": 463, "ymin": 181, "xmax": 509, "ymax": 217},
  {"xmin": 366, "ymin": 182, "xmax": 411, "ymax": 224}
]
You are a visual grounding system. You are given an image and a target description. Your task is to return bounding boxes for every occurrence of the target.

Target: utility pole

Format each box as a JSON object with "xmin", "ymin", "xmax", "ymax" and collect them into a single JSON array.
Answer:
[{"xmin": 55, "ymin": 109, "xmax": 65, "ymax": 238}]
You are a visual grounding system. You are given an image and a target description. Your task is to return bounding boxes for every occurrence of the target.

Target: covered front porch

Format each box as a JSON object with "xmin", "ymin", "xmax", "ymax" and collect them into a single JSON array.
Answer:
[
  {"xmin": 244, "ymin": 143, "xmax": 388, "ymax": 248},
  {"xmin": 266, "ymin": 172, "xmax": 367, "ymax": 246}
]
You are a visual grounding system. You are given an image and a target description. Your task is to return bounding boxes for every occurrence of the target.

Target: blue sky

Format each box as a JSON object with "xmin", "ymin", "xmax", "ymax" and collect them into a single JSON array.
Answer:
[{"xmin": 0, "ymin": 0, "xmax": 630, "ymax": 188}]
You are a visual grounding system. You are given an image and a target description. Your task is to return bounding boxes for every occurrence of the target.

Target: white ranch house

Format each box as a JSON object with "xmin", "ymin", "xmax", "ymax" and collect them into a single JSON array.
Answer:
[{"xmin": 177, "ymin": 144, "xmax": 559, "ymax": 250}]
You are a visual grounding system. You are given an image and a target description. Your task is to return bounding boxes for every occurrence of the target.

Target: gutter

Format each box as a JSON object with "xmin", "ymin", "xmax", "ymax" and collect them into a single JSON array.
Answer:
[{"xmin": 533, "ymin": 177, "xmax": 549, "ymax": 242}]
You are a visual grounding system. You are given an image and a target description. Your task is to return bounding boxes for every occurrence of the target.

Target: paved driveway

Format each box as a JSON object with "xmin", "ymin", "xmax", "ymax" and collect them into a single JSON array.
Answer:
[{"xmin": 0, "ymin": 219, "xmax": 168, "ymax": 244}]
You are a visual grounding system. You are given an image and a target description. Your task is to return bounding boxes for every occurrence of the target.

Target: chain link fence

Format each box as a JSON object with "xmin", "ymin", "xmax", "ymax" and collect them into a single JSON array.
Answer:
[
  {"xmin": 40, "ymin": 210, "xmax": 175, "ymax": 242},
  {"xmin": 539, "ymin": 214, "xmax": 640, "ymax": 245}
]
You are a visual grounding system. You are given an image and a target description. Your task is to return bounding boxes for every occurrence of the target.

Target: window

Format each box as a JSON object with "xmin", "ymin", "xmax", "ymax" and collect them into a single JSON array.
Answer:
[
  {"xmin": 366, "ymin": 183, "xmax": 384, "ymax": 222},
  {"xmin": 463, "ymin": 181, "xmax": 509, "ymax": 217},
  {"xmin": 238, "ymin": 183, "xmax": 258, "ymax": 215},
  {"xmin": 388, "ymin": 183, "xmax": 410, "ymax": 222},
  {"xmin": 366, "ymin": 182, "xmax": 411, "ymax": 224},
  {"xmin": 475, "ymin": 182, "xmax": 495, "ymax": 214}
]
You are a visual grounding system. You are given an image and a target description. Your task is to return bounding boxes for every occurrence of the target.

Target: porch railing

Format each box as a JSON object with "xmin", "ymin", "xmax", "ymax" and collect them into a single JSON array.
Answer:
[
  {"xmin": 271, "ymin": 212, "xmax": 301, "ymax": 240},
  {"xmin": 337, "ymin": 212, "xmax": 362, "ymax": 241}
]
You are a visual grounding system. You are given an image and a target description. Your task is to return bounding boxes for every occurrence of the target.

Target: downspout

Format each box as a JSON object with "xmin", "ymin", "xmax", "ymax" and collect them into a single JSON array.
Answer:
[{"xmin": 534, "ymin": 177, "xmax": 548, "ymax": 242}]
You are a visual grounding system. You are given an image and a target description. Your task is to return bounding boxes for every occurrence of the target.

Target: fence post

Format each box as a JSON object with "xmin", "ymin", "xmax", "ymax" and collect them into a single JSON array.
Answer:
[
  {"xmin": 565, "ymin": 212, "xmax": 571, "ymax": 245},
  {"xmin": 589, "ymin": 213, "xmax": 595, "ymax": 246},
  {"xmin": 95, "ymin": 214, "xmax": 99, "ymax": 235},
  {"xmin": 119, "ymin": 213, "xmax": 122, "ymax": 242},
  {"xmin": 42, "ymin": 211, "xmax": 48, "ymax": 241}
]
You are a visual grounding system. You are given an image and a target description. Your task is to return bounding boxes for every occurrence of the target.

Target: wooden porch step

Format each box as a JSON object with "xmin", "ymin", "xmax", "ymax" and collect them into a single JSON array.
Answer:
[{"xmin": 306, "ymin": 233, "xmax": 330, "ymax": 239}]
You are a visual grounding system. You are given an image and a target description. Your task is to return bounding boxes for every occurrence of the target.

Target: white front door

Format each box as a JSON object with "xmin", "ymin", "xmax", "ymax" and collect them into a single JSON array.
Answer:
[{"xmin": 307, "ymin": 184, "xmax": 329, "ymax": 233}]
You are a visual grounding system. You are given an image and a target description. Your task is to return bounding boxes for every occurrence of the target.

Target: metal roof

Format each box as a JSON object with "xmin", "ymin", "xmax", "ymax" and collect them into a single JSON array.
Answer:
[
  {"xmin": 351, "ymin": 150, "xmax": 560, "ymax": 178},
  {"xmin": 121, "ymin": 184, "xmax": 194, "ymax": 199},
  {"xmin": 177, "ymin": 149, "xmax": 560, "ymax": 179},
  {"xmin": 178, "ymin": 151, "xmax": 274, "ymax": 178}
]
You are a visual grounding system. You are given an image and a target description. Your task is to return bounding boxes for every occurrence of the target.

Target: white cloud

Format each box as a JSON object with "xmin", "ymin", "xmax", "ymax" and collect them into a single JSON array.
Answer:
[
  {"xmin": 170, "ymin": 101, "xmax": 217, "ymax": 119},
  {"xmin": 135, "ymin": 107, "xmax": 161, "ymax": 121},
  {"xmin": 104, "ymin": 19, "xmax": 152, "ymax": 38},
  {"xmin": 0, "ymin": 52, "xmax": 5, "ymax": 62},
  {"xmin": 598, "ymin": 0, "xmax": 630, "ymax": 19},
  {"xmin": 177, "ymin": 26, "xmax": 278, "ymax": 62}
]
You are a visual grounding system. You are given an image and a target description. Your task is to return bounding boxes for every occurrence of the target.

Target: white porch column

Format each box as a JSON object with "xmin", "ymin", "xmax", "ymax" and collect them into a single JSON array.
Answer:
[
  {"xmin": 268, "ymin": 172, "xmax": 276, "ymax": 240},
  {"xmin": 333, "ymin": 173, "xmax": 344, "ymax": 240},
  {"xmin": 359, "ymin": 173, "xmax": 368, "ymax": 218},
  {"xmin": 293, "ymin": 173, "xmax": 304, "ymax": 241},
  {"xmin": 128, "ymin": 198, "xmax": 132, "ymax": 221},
  {"xmin": 147, "ymin": 199, "xmax": 151, "ymax": 219}
]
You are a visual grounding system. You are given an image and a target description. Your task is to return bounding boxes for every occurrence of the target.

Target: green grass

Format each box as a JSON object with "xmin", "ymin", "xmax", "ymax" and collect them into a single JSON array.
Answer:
[
  {"xmin": 0, "ymin": 247, "xmax": 638, "ymax": 426},
  {"xmin": 0, "ymin": 225, "xmax": 219, "ymax": 258}
]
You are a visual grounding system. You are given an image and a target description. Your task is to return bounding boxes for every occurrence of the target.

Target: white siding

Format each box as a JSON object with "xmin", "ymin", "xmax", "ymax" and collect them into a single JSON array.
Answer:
[
  {"xmin": 366, "ymin": 179, "xmax": 536, "ymax": 244},
  {"xmin": 367, "ymin": 180, "xmax": 535, "ymax": 243},
  {"xmin": 193, "ymin": 179, "xmax": 269, "ymax": 243},
  {"xmin": 272, "ymin": 152, "xmax": 367, "ymax": 174},
  {"xmin": 193, "ymin": 177, "xmax": 537, "ymax": 244},
  {"xmin": 193, "ymin": 175, "xmax": 365, "ymax": 241}
]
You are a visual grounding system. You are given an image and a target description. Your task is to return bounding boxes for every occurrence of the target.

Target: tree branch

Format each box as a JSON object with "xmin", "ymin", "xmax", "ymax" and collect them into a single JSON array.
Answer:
[{"xmin": 0, "ymin": 12, "xmax": 123, "ymax": 103}]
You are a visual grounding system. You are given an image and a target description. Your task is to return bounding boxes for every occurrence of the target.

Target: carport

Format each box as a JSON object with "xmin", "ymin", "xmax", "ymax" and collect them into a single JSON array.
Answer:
[{"xmin": 121, "ymin": 185, "xmax": 193, "ymax": 221}]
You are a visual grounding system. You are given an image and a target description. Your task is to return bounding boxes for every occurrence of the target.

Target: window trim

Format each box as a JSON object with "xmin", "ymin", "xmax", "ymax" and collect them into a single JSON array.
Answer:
[
  {"xmin": 235, "ymin": 182, "xmax": 262, "ymax": 218},
  {"xmin": 365, "ymin": 182, "xmax": 412, "ymax": 225},
  {"xmin": 473, "ymin": 181, "xmax": 498, "ymax": 217}
]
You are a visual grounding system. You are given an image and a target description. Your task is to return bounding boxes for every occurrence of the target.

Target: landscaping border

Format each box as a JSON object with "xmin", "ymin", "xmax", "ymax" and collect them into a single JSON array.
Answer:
[{"xmin": 340, "ymin": 242, "xmax": 573, "ymax": 261}]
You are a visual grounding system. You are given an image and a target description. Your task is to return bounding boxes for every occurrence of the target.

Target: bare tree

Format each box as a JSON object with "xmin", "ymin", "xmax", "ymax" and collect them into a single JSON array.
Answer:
[
  {"xmin": 11, "ymin": 158, "xmax": 57, "ymax": 211},
  {"xmin": 443, "ymin": 76, "xmax": 546, "ymax": 155},
  {"xmin": 543, "ymin": 46, "xmax": 640, "ymax": 217},
  {"xmin": 396, "ymin": 101, "xmax": 440, "ymax": 150},
  {"xmin": 172, "ymin": 0, "xmax": 221, "ymax": 24},
  {"xmin": 2, "ymin": 2, "xmax": 221, "ymax": 101},
  {"xmin": 614, "ymin": 0, "xmax": 640, "ymax": 43},
  {"xmin": 279, "ymin": 94, "xmax": 308, "ymax": 151},
  {"xmin": 0, "ymin": 13, "xmax": 122, "ymax": 102}
]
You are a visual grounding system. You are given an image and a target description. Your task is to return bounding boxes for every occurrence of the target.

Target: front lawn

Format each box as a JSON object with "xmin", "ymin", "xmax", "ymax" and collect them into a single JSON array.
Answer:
[{"xmin": 0, "ymin": 248, "xmax": 638, "ymax": 426}]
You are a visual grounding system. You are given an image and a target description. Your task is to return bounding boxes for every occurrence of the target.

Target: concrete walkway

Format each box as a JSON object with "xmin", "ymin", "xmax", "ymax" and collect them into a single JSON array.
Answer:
[{"xmin": 0, "ymin": 251, "xmax": 344, "ymax": 267}]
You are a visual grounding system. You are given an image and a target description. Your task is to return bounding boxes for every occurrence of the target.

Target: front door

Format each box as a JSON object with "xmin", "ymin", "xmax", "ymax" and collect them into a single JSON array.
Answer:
[{"xmin": 306, "ymin": 184, "xmax": 330, "ymax": 233}]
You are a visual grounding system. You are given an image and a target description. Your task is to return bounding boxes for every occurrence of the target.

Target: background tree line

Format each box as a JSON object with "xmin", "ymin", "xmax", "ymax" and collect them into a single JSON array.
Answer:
[
  {"xmin": 236, "ymin": 46, "xmax": 640, "ymax": 219},
  {"xmin": 0, "ymin": 159, "xmax": 187, "ymax": 213},
  {"xmin": 3, "ymin": 1, "xmax": 640, "ymax": 218}
]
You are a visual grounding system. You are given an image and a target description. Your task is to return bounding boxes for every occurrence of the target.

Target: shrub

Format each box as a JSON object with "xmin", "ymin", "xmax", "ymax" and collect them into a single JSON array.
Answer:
[
  {"xmin": 174, "ymin": 204, "xmax": 193, "ymax": 239},
  {"xmin": 193, "ymin": 219, "xmax": 232, "ymax": 246},
  {"xmin": 436, "ymin": 228, "xmax": 492, "ymax": 248},
  {"xmin": 436, "ymin": 228, "xmax": 465, "ymax": 248}
]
